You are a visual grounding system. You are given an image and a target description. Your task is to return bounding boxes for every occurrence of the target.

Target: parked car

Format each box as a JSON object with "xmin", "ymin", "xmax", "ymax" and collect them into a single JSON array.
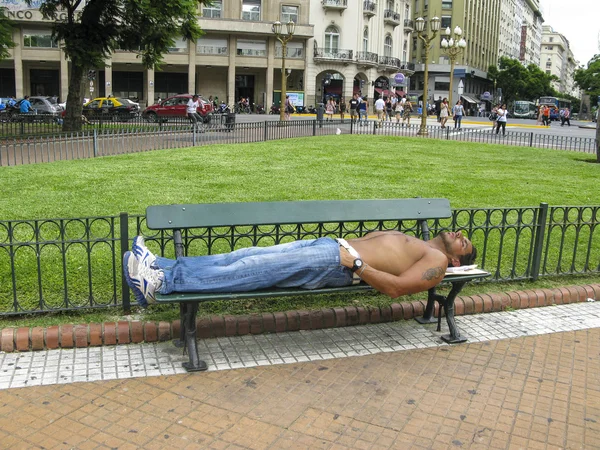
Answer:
[
  {"xmin": 142, "ymin": 94, "xmax": 213, "ymax": 123},
  {"xmin": 81, "ymin": 97, "xmax": 140, "ymax": 122}
]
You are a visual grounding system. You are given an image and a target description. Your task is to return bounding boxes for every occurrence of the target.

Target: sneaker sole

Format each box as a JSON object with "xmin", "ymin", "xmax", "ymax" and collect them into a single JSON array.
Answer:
[{"xmin": 122, "ymin": 251, "xmax": 148, "ymax": 308}]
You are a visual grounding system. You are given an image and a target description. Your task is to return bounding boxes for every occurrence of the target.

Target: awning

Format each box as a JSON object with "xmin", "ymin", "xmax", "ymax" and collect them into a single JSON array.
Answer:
[
  {"xmin": 374, "ymin": 88, "xmax": 393, "ymax": 96},
  {"xmin": 461, "ymin": 95, "xmax": 480, "ymax": 105}
]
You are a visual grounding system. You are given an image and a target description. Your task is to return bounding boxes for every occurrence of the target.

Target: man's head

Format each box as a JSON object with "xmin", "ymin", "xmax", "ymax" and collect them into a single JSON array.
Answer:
[{"xmin": 439, "ymin": 231, "xmax": 477, "ymax": 267}]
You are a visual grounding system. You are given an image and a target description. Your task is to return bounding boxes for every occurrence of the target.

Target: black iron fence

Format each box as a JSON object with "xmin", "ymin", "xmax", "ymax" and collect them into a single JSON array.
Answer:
[
  {"xmin": 1, "ymin": 118, "xmax": 597, "ymax": 166},
  {"xmin": 1, "ymin": 203, "xmax": 598, "ymax": 315}
]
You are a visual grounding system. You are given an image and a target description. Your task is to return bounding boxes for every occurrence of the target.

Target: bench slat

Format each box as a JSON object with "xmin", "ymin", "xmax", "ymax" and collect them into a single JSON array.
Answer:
[
  {"xmin": 146, "ymin": 198, "xmax": 451, "ymax": 230},
  {"xmin": 153, "ymin": 273, "xmax": 489, "ymax": 304}
]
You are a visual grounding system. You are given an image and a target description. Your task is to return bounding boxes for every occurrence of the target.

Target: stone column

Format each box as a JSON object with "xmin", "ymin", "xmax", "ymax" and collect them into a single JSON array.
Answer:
[
  {"xmin": 59, "ymin": 44, "xmax": 69, "ymax": 103},
  {"xmin": 104, "ymin": 60, "xmax": 113, "ymax": 97},
  {"xmin": 227, "ymin": 36, "xmax": 236, "ymax": 106},
  {"xmin": 188, "ymin": 40, "xmax": 197, "ymax": 93},
  {"xmin": 12, "ymin": 28, "xmax": 23, "ymax": 97},
  {"xmin": 146, "ymin": 68, "xmax": 155, "ymax": 107},
  {"xmin": 265, "ymin": 38, "xmax": 274, "ymax": 109}
]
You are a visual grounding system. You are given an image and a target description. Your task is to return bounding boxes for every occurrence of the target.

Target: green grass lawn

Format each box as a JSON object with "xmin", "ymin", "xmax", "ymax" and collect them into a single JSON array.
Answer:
[
  {"xmin": 1, "ymin": 135, "xmax": 598, "ymax": 220},
  {"xmin": 0, "ymin": 135, "xmax": 598, "ymax": 327}
]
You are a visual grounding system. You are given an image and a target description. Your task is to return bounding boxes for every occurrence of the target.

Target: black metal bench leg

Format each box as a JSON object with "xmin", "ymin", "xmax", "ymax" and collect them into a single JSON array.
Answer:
[
  {"xmin": 173, "ymin": 303, "xmax": 186, "ymax": 348},
  {"xmin": 415, "ymin": 289, "xmax": 444, "ymax": 324},
  {"xmin": 181, "ymin": 303, "xmax": 208, "ymax": 372},
  {"xmin": 441, "ymin": 281, "xmax": 468, "ymax": 344}
]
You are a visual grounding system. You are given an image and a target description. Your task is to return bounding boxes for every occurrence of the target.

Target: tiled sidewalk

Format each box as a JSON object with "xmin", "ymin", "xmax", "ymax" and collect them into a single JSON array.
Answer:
[
  {"xmin": 0, "ymin": 304, "xmax": 597, "ymax": 449},
  {"xmin": 1, "ymin": 301, "xmax": 599, "ymax": 390}
]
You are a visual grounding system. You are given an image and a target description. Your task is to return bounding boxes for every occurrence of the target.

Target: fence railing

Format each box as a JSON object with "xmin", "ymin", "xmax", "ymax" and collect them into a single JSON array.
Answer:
[
  {"xmin": 1, "ymin": 119, "xmax": 597, "ymax": 166},
  {"xmin": 1, "ymin": 203, "xmax": 598, "ymax": 315}
]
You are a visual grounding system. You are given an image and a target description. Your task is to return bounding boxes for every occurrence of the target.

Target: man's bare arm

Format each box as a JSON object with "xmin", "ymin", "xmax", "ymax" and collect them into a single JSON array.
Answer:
[{"xmin": 341, "ymin": 250, "xmax": 447, "ymax": 297}]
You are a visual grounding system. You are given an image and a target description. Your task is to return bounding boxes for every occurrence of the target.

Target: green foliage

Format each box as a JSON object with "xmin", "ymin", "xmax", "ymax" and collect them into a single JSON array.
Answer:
[
  {"xmin": 490, "ymin": 57, "xmax": 558, "ymax": 104},
  {"xmin": 574, "ymin": 55, "xmax": 600, "ymax": 101},
  {"xmin": 0, "ymin": 7, "xmax": 16, "ymax": 60}
]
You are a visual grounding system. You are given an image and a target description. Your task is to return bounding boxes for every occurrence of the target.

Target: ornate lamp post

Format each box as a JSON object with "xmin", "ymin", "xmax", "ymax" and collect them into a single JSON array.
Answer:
[
  {"xmin": 272, "ymin": 20, "xmax": 296, "ymax": 121},
  {"xmin": 441, "ymin": 26, "xmax": 467, "ymax": 108},
  {"xmin": 415, "ymin": 16, "xmax": 441, "ymax": 136}
]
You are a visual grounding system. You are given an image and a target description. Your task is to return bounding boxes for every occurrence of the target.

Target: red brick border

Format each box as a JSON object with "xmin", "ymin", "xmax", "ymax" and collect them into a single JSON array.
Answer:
[{"xmin": 0, "ymin": 284, "xmax": 597, "ymax": 353}]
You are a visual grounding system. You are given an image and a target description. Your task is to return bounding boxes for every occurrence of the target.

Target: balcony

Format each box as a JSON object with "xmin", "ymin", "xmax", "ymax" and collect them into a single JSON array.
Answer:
[
  {"xmin": 356, "ymin": 51, "xmax": 378, "ymax": 66},
  {"xmin": 397, "ymin": 61, "xmax": 416, "ymax": 75},
  {"xmin": 378, "ymin": 55, "xmax": 400, "ymax": 70},
  {"xmin": 404, "ymin": 19, "xmax": 413, "ymax": 31},
  {"xmin": 363, "ymin": 1, "xmax": 376, "ymax": 17},
  {"xmin": 383, "ymin": 9, "xmax": 401, "ymax": 26},
  {"xmin": 322, "ymin": 0, "xmax": 348, "ymax": 12},
  {"xmin": 314, "ymin": 46, "xmax": 353, "ymax": 64}
]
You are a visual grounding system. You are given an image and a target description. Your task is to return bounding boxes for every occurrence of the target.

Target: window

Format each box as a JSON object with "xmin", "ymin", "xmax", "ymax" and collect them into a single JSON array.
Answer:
[
  {"xmin": 424, "ymin": 0, "xmax": 428, "ymax": 10},
  {"xmin": 197, "ymin": 37, "xmax": 228, "ymax": 55},
  {"xmin": 168, "ymin": 37, "xmax": 188, "ymax": 53},
  {"xmin": 236, "ymin": 39, "xmax": 266, "ymax": 56},
  {"xmin": 441, "ymin": 15, "xmax": 452, "ymax": 29},
  {"xmin": 384, "ymin": 35, "xmax": 392, "ymax": 57},
  {"xmin": 363, "ymin": 28, "xmax": 369, "ymax": 53},
  {"xmin": 242, "ymin": 0, "xmax": 260, "ymax": 21},
  {"xmin": 546, "ymin": 70, "xmax": 551, "ymax": 74},
  {"xmin": 442, "ymin": 0, "xmax": 452, "ymax": 8},
  {"xmin": 325, "ymin": 26, "xmax": 339, "ymax": 52},
  {"xmin": 549, "ymin": 37, "xmax": 553, "ymax": 42},
  {"xmin": 547, "ymin": 45, "xmax": 553, "ymax": 50},
  {"xmin": 275, "ymin": 41, "xmax": 303, "ymax": 58},
  {"xmin": 405, "ymin": 4, "xmax": 410, "ymax": 17},
  {"xmin": 202, "ymin": 0, "xmax": 222, "ymax": 18},
  {"xmin": 23, "ymin": 30, "xmax": 58, "ymax": 48},
  {"xmin": 434, "ymin": 81, "xmax": 450, "ymax": 90},
  {"xmin": 546, "ymin": 62, "xmax": 551, "ymax": 68},
  {"xmin": 386, "ymin": 0, "xmax": 394, "ymax": 10},
  {"xmin": 281, "ymin": 5, "xmax": 298, "ymax": 23}
]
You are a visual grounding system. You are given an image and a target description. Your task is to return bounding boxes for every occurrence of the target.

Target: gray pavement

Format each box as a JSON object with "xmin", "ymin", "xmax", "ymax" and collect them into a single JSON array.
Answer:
[{"xmin": 1, "ymin": 301, "xmax": 598, "ymax": 391}]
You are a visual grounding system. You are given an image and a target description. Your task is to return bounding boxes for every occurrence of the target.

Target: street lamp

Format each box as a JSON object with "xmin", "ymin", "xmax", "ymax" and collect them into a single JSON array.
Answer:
[
  {"xmin": 415, "ymin": 16, "xmax": 441, "ymax": 136},
  {"xmin": 272, "ymin": 20, "xmax": 296, "ymax": 121},
  {"xmin": 441, "ymin": 26, "xmax": 467, "ymax": 108}
]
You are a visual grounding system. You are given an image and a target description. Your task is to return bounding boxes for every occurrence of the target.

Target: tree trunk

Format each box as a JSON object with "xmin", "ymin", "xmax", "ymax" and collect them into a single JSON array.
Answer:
[{"xmin": 62, "ymin": 64, "xmax": 86, "ymax": 132}]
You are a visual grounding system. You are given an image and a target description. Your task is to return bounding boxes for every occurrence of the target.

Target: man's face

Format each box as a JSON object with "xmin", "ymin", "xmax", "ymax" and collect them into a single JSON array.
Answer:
[{"xmin": 440, "ymin": 231, "xmax": 473, "ymax": 260}]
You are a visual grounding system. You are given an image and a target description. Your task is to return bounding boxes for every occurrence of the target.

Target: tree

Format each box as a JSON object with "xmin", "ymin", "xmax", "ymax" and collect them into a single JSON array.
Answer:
[
  {"xmin": 0, "ymin": 7, "xmax": 16, "ymax": 61},
  {"xmin": 574, "ymin": 55, "xmax": 600, "ymax": 104},
  {"xmin": 488, "ymin": 57, "xmax": 557, "ymax": 105},
  {"xmin": 26, "ymin": 0, "xmax": 206, "ymax": 131}
]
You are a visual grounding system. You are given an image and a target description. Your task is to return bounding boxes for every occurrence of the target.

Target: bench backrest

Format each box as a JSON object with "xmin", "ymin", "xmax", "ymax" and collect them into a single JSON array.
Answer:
[{"xmin": 146, "ymin": 199, "xmax": 451, "ymax": 230}]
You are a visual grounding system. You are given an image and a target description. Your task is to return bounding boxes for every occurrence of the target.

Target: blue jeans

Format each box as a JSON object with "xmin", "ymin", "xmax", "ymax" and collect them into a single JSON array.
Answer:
[
  {"xmin": 358, "ymin": 109, "xmax": 367, "ymax": 124},
  {"xmin": 154, "ymin": 237, "xmax": 353, "ymax": 294},
  {"xmin": 454, "ymin": 115, "xmax": 462, "ymax": 128}
]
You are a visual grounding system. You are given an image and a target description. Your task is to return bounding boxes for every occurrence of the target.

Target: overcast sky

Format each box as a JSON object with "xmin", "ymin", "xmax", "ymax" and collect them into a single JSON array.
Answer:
[{"xmin": 541, "ymin": 0, "xmax": 600, "ymax": 66}]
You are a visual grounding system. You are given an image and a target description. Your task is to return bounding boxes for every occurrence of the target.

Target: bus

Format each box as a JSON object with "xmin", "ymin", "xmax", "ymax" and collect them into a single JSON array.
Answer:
[
  {"xmin": 513, "ymin": 100, "xmax": 537, "ymax": 119},
  {"xmin": 539, "ymin": 96, "xmax": 571, "ymax": 109},
  {"xmin": 539, "ymin": 96, "xmax": 571, "ymax": 121}
]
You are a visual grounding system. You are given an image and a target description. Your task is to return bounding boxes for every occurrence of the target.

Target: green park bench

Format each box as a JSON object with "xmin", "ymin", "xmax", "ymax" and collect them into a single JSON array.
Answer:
[{"xmin": 145, "ymin": 199, "xmax": 490, "ymax": 372}]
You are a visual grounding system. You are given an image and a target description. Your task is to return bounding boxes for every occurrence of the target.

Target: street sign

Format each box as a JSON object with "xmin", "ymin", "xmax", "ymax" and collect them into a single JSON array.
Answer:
[{"xmin": 458, "ymin": 79, "xmax": 464, "ymax": 88}]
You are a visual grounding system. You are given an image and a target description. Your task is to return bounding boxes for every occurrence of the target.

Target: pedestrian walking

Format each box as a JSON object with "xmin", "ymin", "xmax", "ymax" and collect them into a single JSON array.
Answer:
[
  {"xmin": 395, "ymin": 100, "xmax": 404, "ymax": 124},
  {"xmin": 349, "ymin": 93, "xmax": 359, "ymax": 124},
  {"xmin": 561, "ymin": 107, "xmax": 571, "ymax": 127},
  {"xmin": 374, "ymin": 96, "xmax": 386, "ymax": 127},
  {"xmin": 325, "ymin": 98, "xmax": 335, "ymax": 121},
  {"xmin": 339, "ymin": 98, "xmax": 347, "ymax": 123},
  {"xmin": 358, "ymin": 96, "xmax": 368, "ymax": 126},
  {"xmin": 435, "ymin": 96, "xmax": 442, "ymax": 122},
  {"xmin": 440, "ymin": 98, "xmax": 449, "ymax": 128},
  {"xmin": 452, "ymin": 100, "xmax": 464, "ymax": 130},
  {"xmin": 496, "ymin": 103, "xmax": 508, "ymax": 136},
  {"xmin": 403, "ymin": 101, "xmax": 413, "ymax": 126}
]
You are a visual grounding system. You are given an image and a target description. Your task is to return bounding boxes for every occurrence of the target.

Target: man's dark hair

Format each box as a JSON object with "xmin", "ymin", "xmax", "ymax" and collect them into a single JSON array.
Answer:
[{"xmin": 459, "ymin": 245, "xmax": 477, "ymax": 266}]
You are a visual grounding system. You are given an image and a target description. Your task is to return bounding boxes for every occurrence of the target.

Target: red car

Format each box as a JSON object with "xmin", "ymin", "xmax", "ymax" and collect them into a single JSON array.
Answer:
[{"xmin": 142, "ymin": 94, "xmax": 213, "ymax": 123}]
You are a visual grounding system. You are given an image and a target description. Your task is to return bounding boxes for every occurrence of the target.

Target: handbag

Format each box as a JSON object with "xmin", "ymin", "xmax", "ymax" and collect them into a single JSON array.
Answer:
[{"xmin": 488, "ymin": 113, "xmax": 498, "ymax": 121}]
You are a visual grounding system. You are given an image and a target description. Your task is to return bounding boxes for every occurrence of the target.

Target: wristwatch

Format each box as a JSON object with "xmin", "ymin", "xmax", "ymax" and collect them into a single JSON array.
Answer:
[{"xmin": 351, "ymin": 258, "xmax": 363, "ymax": 273}]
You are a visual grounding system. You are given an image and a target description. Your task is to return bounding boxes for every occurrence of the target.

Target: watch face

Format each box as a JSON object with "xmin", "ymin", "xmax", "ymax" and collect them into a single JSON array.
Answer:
[{"xmin": 352, "ymin": 258, "xmax": 363, "ymax": 272}]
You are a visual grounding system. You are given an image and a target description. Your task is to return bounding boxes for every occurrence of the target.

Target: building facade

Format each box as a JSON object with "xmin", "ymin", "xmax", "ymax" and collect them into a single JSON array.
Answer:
[
  {"xmin": 0, "ymin": 0, "xmax": 417, "ymax": 110},
  {"xmin": 539, "ymin": 25, "xmax": 579, "ymax": 97},
  {"xmin": 305, "ymin": 0, "xmax": 414, "ymax": 106},
  {"xmin": 517, "ymin": 0, "xmax": 543, "ymax": 67},
  {"xmin": 410, "ymin": 0, "xmax": 502, "ymax": 113}
]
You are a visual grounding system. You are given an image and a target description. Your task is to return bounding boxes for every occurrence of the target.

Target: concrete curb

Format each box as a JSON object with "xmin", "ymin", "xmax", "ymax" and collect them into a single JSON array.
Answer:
[{"xmin": 1, "ymin": 283, "xmax": 598, "ymax": 353}]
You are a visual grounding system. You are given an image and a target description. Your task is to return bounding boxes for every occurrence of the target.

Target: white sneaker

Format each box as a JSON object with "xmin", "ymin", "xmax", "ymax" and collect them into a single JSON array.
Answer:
[
  {"xmin": 132, "ymin": 236, "xmax": 157, "ymax": 268},
  {"xmin": 123, "ymin": 251, "xmax": 163, "ymax": 305}
]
